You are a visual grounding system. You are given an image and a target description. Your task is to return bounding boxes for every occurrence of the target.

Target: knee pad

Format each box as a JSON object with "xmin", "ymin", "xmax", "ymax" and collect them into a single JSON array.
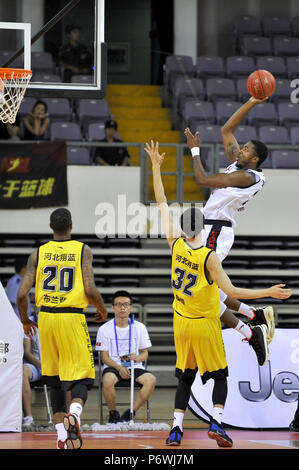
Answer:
[
  {"xmin": 175, "ymin": 368, "xmax": 197, "ymax": 386},
  {"xmin": 71, "ymin": 382, "xmax": 88, "ymax": 404},
  {"xmin": 174, "ymin": 369, "xmax": 197, "ymax": 410},
  {"xmin": 50, "ymin": 386, "xmax": 67, "ymax": 415}
]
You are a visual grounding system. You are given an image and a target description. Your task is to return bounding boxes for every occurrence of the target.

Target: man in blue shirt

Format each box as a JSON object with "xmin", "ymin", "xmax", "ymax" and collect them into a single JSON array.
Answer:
[{"xmin": 6, "ymin": 258, "xmax": 32, "ymax": 321}]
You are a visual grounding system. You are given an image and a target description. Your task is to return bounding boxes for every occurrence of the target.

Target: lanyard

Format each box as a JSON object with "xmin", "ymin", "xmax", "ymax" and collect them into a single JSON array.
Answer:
[{"xmin": 114, "ymin": 318, "xmax": 132, "ymax": 358}]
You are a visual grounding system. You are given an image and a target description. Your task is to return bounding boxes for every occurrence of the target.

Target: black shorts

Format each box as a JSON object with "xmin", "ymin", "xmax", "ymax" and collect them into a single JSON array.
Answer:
[{"xmin": 102, "ymin": 366, "xmax": 148, "ymax": 385}]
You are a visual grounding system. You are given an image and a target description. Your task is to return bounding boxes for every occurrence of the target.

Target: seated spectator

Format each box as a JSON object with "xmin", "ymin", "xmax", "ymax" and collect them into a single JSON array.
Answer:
[
  {"xmin": 0, "ymin": 116, "xmax": 20, "ymax": 140},
  {"xmin": 6, "ymin": 258, "xmax": 31, "ymax": 321},
  {"xmin": 58, "ymin": 24, "xmax": 93, "ymax": 82},
  {"xmin": 23, "ymin": 100, "xmax": 50, "ymax": 140},
  {"xmin": 95, "ymin": 290, "xmax": 156, "ymax": 423},
  {"xmin": 22, "ymin": 319, "xmax": 42, "ymax": 429},
  {"xmin": 94, "ymin": 120, "xmax": 130, "ymax": 166}
]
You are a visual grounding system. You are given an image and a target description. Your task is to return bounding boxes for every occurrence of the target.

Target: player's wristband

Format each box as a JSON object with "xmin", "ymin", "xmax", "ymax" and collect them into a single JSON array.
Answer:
[{"xmin": 191, "ymin": 147, "xmax": 200, "ymax": 157}]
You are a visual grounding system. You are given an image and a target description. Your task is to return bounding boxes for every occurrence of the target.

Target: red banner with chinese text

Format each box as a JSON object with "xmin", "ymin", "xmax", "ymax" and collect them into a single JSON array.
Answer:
[{"xmin": 0, "ymin": 142, "xmax": 68, "ymax": 208}]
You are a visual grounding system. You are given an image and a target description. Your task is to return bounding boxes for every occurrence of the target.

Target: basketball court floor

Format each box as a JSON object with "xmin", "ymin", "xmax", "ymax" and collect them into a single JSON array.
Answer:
[
  {"xmin": 1, "ymin": 429, "xmax": 299, "ymax": 450},
  {"xmin": 0, "ymin": 388, "xmax": 298, "ymax": 451}
]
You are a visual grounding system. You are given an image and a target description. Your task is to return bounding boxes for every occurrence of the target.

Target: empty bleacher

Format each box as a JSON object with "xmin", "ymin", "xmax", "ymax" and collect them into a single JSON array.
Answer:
[{"xmin": 1, "ymin": 233, "xmax": 299, "ymax": 382}]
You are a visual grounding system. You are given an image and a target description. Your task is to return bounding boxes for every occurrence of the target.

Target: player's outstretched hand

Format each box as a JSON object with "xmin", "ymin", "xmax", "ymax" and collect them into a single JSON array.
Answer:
[
  {"xmin": 267, "ymin": 284, "xmax": 292, "ymax": 299},
  {"xmin": 184, "ymin": 128, "xmax": 200, "ymax": 149},
  {"xmin": 144, "ymin": 140, "xmax": 165, "ymax": 167}
]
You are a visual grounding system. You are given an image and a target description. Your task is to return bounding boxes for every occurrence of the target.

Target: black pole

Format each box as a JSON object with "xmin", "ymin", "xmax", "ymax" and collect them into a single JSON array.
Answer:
[{"xmin": 2, "ymin": 0, "xmax": 81, "ymax": 68}]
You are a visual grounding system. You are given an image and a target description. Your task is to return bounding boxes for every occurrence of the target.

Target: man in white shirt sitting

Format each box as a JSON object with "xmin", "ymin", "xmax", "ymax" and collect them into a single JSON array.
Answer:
[{"xmin": 95, "ymin": 290, "xmax": 156, "ymax": 423}]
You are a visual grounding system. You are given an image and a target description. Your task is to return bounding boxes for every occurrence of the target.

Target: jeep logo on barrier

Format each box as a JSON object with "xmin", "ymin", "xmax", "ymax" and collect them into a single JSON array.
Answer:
[
  {"xmin": 239, "ymin": 361, "xmax": 299, "ymax": 402},
  {"xmin": 189, "ymin": 329, "xmax": 299, "ymax": 428}
]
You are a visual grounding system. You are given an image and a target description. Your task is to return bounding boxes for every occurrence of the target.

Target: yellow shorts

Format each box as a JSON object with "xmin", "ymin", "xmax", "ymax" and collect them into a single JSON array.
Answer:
[
  {"xmin": 38, "ymin": 311, "xmax": 95, "ymax": 386},
  {"xmin": 173, "ymin": 311, "xmax": 228, "ymax": 384}
]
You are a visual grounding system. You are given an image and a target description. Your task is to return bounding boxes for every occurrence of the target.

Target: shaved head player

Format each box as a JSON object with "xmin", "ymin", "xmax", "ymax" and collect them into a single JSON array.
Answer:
[{"xmin": 17, "ymin": 208, "xmax": 107, "ymax": 449}]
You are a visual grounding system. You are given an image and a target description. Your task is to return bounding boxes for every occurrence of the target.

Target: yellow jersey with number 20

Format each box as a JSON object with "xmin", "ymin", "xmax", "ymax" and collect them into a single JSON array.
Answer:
[
  {"xmin": 171, "ymin": 238, "xmax": 220, "ymax": 319},
  {"xmin": 35, "ymin": 239, "xmax": 89, "ymax": 310}
]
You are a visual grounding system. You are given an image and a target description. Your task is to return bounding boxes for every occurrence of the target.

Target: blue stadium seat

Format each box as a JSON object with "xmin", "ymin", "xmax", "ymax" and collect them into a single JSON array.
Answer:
[
  {"xmin": 206, "ymin": 78, "xmax": 236, "ymax": 104},
  {"xmin": 241, "ymin": 36, "xmax": 272, "ymax": 56},
  {"xmin": 67, "ymin": 147, "xmax": 91, "ymax": 165},
  {"xmin": 50, "ymin": 122, "xmax": 83, "ymax": 141},
  {"xmin": 216, "ymin": 101, "xmax": 246, "ymax": 126},
  {"xmin": 287, "ymin": 57, "xmax": 299, "ymax": 79},
  {"xmin": 182, "ymin": 100, "xmax": 215, "ymax": 129},
  {"xmin": 270, "ymin": 78, "xmax": 293, "ymax": 104},
  {"xmin": 236, "ymin": 78, "xmax": 251, "ymax": 102},
  {"xmin": 277, "ymin": 102, "xmax": 299, "ymax": 130},
  {"xmin": 259, "ymin": 125, "xmax": 290, "ymax": 144},
  {"xmin": 226, "ymin": 56, "xmax": 255, "ymax": 79},
  {"xmin": 256, "ymin": 56, "xmax": 287, "ymax": 78},
  {"xmin": 195, "ymin": 56, "xmax": 226, "ymax": 79},
  {"xmin": 262, "ymin": 16, "xmax": 291, "ymax": 37},
  {"xmin": 247, "ymin": 102, "xmax": 278, "ymax": 128},
  {"xmin": 271, "ymin": 150, "xmax": 299, "ymax": 169},
  {"xmin": 290, "ymin": 126, "xmax": 299, "ymax": 145},
  {"xmin": 273, "ymin": 37, "xmax": 299, "ymax": 56}
]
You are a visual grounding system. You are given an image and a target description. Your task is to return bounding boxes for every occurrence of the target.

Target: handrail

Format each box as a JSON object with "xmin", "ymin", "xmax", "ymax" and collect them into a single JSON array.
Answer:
[{"xmin": 1, "ymin": 139, "xmax": 299, "ymax": 204}]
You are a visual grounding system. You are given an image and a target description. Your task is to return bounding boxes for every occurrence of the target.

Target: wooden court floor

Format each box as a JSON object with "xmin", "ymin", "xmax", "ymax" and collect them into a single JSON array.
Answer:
[{"xmin": 1, "ymin": 428, "xmax": 299, "ymax": 450}]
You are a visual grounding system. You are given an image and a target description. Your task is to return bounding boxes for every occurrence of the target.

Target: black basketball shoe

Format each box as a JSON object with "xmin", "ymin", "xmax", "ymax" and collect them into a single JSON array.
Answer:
[
  {"xmin": 248, "ymin": 324, "xmax": 269, "ymax": 366},
  {"xmin": 250, "ymin": 306, "xmax": 275, "ymax": 344}
]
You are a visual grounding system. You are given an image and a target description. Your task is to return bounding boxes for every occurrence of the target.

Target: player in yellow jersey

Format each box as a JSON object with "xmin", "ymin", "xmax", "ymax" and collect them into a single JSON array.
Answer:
[
  {"xmin": 144, "ymin": 140, "xmax": 291, "ymax": 448},
  {"xmin": 17, "ymin": 208, "xmax": 107, "ymax": 450}
]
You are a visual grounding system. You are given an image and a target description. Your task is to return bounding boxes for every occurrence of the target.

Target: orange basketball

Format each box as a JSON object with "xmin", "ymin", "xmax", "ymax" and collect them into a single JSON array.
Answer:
[{"xmin": 247, "ymin": 70, "xmax": 276, "ymax": 100}]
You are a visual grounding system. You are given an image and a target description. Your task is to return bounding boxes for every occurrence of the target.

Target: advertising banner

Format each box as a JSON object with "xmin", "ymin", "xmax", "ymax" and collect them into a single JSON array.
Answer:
[
  {"xmin": 189, "ymin": 328, "xmax": 299, "ymax": 428},
  {"xmin": 0, "ymin": 142, "xmax": 68, "ymax": 209},
  {"xmin": 0, "ymin": 281, "xmax": 23, "ymax": 432}
]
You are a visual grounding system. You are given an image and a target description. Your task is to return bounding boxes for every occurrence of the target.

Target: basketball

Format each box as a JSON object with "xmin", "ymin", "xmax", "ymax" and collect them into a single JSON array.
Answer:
[{"xmin": 247, "ymin": 70, "xmax": 276, "ymax": 100}]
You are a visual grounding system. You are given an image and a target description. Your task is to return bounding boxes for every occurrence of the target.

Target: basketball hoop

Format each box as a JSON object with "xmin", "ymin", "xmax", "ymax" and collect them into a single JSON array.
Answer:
[{"xmin": 0, "ymin": 68, "xmax": 32, "ymax": 124}]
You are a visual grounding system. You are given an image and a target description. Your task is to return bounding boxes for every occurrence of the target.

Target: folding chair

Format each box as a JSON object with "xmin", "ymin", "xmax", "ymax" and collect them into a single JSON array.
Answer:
[
  {"xmin": 98, "ymin": 352, "xmax": 150, "ymax": 425},
  {"xmin": 31, "ymin": 380, "xmax": 53, "ymax": 426}
]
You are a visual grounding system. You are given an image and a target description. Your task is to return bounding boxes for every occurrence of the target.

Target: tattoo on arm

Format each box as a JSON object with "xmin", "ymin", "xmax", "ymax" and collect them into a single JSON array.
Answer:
[
  {"xmin": 82, "ymin": 245, "xmax": 96, "ymax": 292},
  {"xmin": 227, "ymin": 141, "xmax": 239, "ymax": 158},
  {"xmin": 19, "ymin": 251, "xmax": 37, "ymax": 295},
  {"xmin": 82, "ymin": 245, "xmax": 106, "ymax": 312}
]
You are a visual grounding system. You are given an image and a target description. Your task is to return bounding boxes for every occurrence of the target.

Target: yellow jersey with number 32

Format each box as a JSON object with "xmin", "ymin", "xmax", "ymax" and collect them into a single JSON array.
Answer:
[
  {"xmin": 171, "ymin": 238, "xmax": 220, "ymax": 319},
  {"xmin": 35, "ymin": 239, "xmax": 89, "ymax": 310}
]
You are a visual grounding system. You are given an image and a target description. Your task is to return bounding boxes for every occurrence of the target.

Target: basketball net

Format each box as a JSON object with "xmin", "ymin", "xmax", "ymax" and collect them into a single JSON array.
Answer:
[{"xmin": 0, "ymin": 68, "xmax": 32, "ymax": 124}]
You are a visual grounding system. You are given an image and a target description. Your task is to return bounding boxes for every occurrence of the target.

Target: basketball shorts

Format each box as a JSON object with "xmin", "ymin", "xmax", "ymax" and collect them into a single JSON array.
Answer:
[
  {"xmin": 102, "ymin": 367, "xmax": 148, "ymax": 384},
  {"xmin": 38, "ymin": 310, "xmax": 95, "ymax": 388},
  {"xmin": 202, "ymin": 220, "xmax": 235, "ymax": 311},
  {"xmin": 173, "ymin": 311, "xmax": 228, "ymax": 384}
]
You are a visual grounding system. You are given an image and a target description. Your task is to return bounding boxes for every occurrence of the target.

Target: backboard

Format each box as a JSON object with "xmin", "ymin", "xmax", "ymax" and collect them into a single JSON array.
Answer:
[{"xmin": 0, "ymin": 0, "xmax": 106, "ymax": 99}]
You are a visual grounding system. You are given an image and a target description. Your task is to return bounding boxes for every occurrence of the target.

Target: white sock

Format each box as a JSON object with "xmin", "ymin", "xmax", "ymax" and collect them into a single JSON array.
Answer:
[
  {"xmin": 238, "ymin": 303, "xmax": 255, "ymax": 319},
  {"xmin": 56, "ymin": 422, "xmax": 67, "ymax": 441},
  {"xmin": 234, "ymin": 320, "xmax": 252, "ymax": 339},
  {"xmin": 173, "ymin": 411, "xmax": 184, "ymax": 431},
  {"xmin": 69, "ymin": 402, "xmax": 83, "ymax": 419},
  {"xmin": 213, "ymin": 406, "xmax": 224, "ymax": 424}
]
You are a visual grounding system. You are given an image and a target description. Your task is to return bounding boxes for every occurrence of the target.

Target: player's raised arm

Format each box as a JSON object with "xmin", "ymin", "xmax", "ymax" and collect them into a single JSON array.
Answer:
[
  {"xmin": 144, "ymin": 140, "xmax": 181, "ymax": 249},
  {"xmin": 206, "ymin": 250, "xmax": 292, "ymax": 300},
  {"xmin": 185, "ymin": 128, "xmax": 255, "ymax": 188},
  {"xmin": 221, "ymin": 97, "xmax": 268, "ymax": 163}
]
